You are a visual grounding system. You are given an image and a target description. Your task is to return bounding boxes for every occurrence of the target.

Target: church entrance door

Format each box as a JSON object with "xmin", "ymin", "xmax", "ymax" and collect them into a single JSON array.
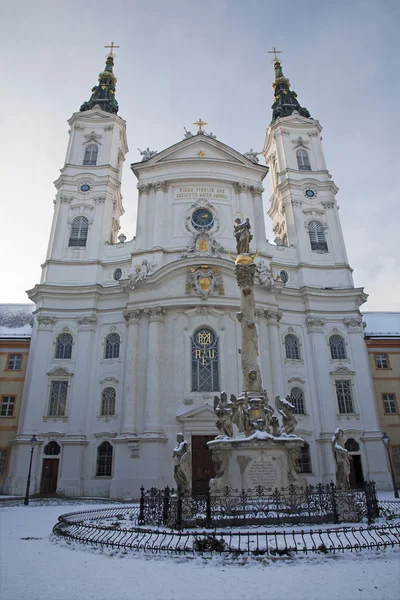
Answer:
[
  {"xmin": 349, "ymin": 455, "xmax": 364, "ymax": 488},
  {"xmin": 191, "ymin": 435, "xmax": 216, "ymax": 494},
  {"xmin": 40, "ymin": 458, "xmax": 59, "ymax": 494}
]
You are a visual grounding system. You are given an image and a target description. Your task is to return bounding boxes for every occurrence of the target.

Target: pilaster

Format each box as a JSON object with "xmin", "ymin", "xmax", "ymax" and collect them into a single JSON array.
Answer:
[
  {"xmin": 143, "ymin": 307, "xmax": 166, "ymax": 436},
  {"xmin": 120, "ymin": 309, "xmax": 141, "ymax": 436},
  {"xmin": 264, "ymin": 310, "xmax": 285, "ymax": 398}
]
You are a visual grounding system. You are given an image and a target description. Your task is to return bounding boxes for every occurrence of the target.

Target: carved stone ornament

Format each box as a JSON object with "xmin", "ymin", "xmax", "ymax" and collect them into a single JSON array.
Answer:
[
  {"xmin": 180, "ymin": 232, "xmax": 221, "ymax": 259},
  {"xmin": 343, "ymin": 316, "xmax": 363, "ymax": 332},
  {"xmin": 186, "ymin": 266, "xmax": 224, "ymax": 298},
  {"xmin": 137, "ymin": 183, "xmax": 152, "ymax": 194},
  {"xmin": 233, "ymin": 182, "xmax": 249, "ymax": 194},
  {"xmin": 243, "ymin": 149, "xmax": 260, "ymax": 164},
  {"xmin": 154, "ymin": 180, "xmax": 169, "ymax": 192},
  {"xmin": 235, "ymin": 263, "xmax": 256, "ymax": 289},
  {"xmin": 306, "ymin": 316, "xmax": 326, "ymax": 333},
  {"xmin": 76, "ymin": 316, "xmax": 97, "ymax": 331},
  {"xmin": 84, "ymin": 130, "xmax": 102, "ymax": 142},
  {"xmin": 250, "ymin": 185, "xmax": 264, "ymax": 198},
  {"xmin": 128, "ymin": 259, "xmax": 156, "ymax": 288},
  {"xmin": 255, "ymin": 260, "xmax": 274, "ymax": 290},
  {"xmin": 37, "ymin": 316, "xmax": 57, "ymax": 330},
  {"xmin": 123, "ymin": 309, "xmax": 141, "ymax": 325},
  {"xmin": 128, "ymin": 442, "xmax": 140, "ymax": 458},
  {"xmin": 264, "ymin": 310, "xmax": 282, "ymax": 325},
  {"xmin": 291, "ymin": 136, "xmax": 309, "ymax": 149},
  {"xmin": 322, "ymin": 200, "xmax": 335, "ymax": 209},
  {"xmin": 138, "ymin": 147, "xmax": 157, "ymax": 161},
  {"xmin": 145, "ymin": 306, "xmax": 166, "ymax": 322}
]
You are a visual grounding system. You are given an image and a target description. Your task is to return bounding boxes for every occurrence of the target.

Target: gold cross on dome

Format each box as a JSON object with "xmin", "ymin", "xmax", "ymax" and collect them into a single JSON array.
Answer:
[
  {"xmin": 104, "ymin": 42, "xmax": 120, "ymax": 57},
  {"xmin": 194, "ymin": 118, "xmax": 207, "ymax": 133},
  {"xmin": 267, "ymin": 47, "xmax": 283, "ymax": 61}
]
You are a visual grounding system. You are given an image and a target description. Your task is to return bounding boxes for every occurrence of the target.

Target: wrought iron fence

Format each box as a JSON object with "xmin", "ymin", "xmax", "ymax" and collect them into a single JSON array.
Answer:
[
  {"xmin": 52, "ymin": 506, "xmax": 400, "ymax": 556},
  {"xmin": 138, "ymin": 482, "xmax": 379, "ymax": 529}
]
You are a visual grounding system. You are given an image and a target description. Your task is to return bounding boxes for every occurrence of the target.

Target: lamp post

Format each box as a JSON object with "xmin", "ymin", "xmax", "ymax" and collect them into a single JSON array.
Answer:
[
  {"xmin": 382, "ymin": 432, "xmax": 399, "ymax": 499},
  {"xmin": 24, "ymin": 434, "xmax": 39, "ymax": 506}
]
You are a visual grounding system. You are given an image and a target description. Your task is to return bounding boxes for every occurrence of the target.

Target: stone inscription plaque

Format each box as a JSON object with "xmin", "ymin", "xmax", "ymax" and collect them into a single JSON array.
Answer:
[{"xmin": 248, "ymin": 455, "xmax": 278, "ymax": 488}]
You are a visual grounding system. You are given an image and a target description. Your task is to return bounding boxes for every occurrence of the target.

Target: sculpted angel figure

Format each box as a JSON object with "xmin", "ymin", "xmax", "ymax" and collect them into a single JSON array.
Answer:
[
  {"xmin": 231, "ymin": 393, "xmax": 251, "ymax": 433},
  {"xmin": 214, "ymin": 392, "xmax": 233, "ymax": 437},
  {"xmin": 275, "ymin": 395, "xmax": 297, "ymax": 435},
  {"xmin": 332, "ymin": 428, "xmax": 351, "ymax": 487},
  {"xmin": 173, "ymin": 433, "xmax": 192, "ymax": 493},
  {"xmin": 234, "ymin": 217, "xmax": 253, "ymax": 255}
]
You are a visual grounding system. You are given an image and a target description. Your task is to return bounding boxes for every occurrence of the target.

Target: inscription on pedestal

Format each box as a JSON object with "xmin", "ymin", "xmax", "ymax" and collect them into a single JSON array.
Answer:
[{"xmin": 248, "ymin": 455, "xmax": 278, "ymax": 488}]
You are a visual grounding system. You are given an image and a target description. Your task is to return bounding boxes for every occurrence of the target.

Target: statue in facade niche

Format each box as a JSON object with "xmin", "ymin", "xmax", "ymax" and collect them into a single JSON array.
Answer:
[
  {"xmin": 255, "ymin": 260, "xmax": 273, "ymax": 289},
  {"xmin": 234, "ymin": 218, "xmax": 253, "ymax": 255},
  {"xmin": 332, "ymin": 428, "xmax": 351, "ymax": 487},
  {"xmin": 213, "ymin": 392, "xmax": 233, "ymax": 437},
  {"xmin": 130, "ymin": 259, "xmax": 155, "ymax": 285},
  {"xmin": 173, "ymin": 433, "xmax": 191, "ymax": 493}
]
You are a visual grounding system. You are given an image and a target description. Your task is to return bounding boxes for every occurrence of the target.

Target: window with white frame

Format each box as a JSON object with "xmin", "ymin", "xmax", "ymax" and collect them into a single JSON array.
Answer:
[
  {"xmin": 329, "ymin": 335, "xmax": 347, "ymax": 360},
  {"xmin": 104, "ymin": 333, "xmax": 121, "ymax": 359},
  {"xmin": 48, "ymin": 381, "xmax": 68, "ymax": 416},
  {"xmin": 101, "ymin": 388, "xmax": 116, "ymax": 416},
  {"xmin": 383, "ymin": 393, "xmax": 397, "ymax": 414},
  {"xmin": 191, "ymin": 327, "xmax": 219, "ymax": 392},
  {"xmin": 375, "ymin": 354, "xmax": 389, "ymax": 369},
  {"xmin": 0, "ymin": 396, "xmax": 15, "ymax": 417},
  {"xmin": 83, "ymin": 144, "xmax": 98, "ymax": 166},
  {"xmin": 0, "ymin": 449, "xmax": 8, "ymax": 476},
  {"xmin": 96, "ymin": 441, "xmax": 113, "ymax": 476},
  {"xmin": 285, "ymin": 334, "xmax": 300, "ymax": 360},
  {"xmin": 68, "ymin": 216, "xmax": 89, "ymax": 247},
  {"xmin": 290, "ymin": 387, "xmax": 305, "ymax": 414},
  {"xmin": 299, "ymin": 443, "xmax": 312, "ymax": 473},
  {"xmin": 55, "ymin": 333, "xmax": 73, "ymax": 359},
  {"xmin": 296, "ymin": 149, "xmax": 311, "ymax": 171},
  {"xmin": 7, "ymin": 354, "xmax": 22, "ymax": 370},
  {"xmin": 308, "ymin": 221, "xmax": 328, "ymax": 252},
  {"xmin": 335, "ymin": 380, "xmax": 354, "ymax": 414}
]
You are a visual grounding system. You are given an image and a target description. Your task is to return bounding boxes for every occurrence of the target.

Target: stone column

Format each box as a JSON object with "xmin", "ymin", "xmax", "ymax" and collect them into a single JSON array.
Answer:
[
  {"xmin": 121, "ymin": 309, "xmax": 141, "ymax": 436},
  {"xmin": 143, "ymin": 306, "xmax": 165, "ymax": 436},
  {"xmin": 153, "ymin": 181, "xmax": 169, "ymax": 247},
  {"xmin": 265, "ymin": 310, "xmax": 285, "ymax": 398}
]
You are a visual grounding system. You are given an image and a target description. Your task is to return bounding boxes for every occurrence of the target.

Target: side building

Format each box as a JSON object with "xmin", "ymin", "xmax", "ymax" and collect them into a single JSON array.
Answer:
[
  {"xmin": 364, "ymin": 312, "xmax": 400, "ymax": 490},
  {"xmin": 0, "ymin": 305, "xmax": 33, "ymax": 492}
]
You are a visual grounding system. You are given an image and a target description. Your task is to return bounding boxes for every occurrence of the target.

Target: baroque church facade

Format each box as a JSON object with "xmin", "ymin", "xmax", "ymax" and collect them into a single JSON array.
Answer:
[{"xmin": 5, "ymin": 52, "xmax": 390, "ymax": 498}]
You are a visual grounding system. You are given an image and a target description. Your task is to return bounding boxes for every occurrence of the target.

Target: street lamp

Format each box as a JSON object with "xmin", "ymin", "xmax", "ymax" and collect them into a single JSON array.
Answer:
[
  {"xmin": 382, "ymin": 432, "xmax": 399, "ymax": 499},
  {"xmin": 24, "ymin": 434, "xmax": 39, "ymax": 506}
]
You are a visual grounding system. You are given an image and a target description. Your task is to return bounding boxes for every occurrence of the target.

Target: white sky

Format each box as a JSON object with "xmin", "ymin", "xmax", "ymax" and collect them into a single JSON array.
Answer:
[{"xmin": 1, "ymin": 0, "xmax": 399, "ymax": 309}]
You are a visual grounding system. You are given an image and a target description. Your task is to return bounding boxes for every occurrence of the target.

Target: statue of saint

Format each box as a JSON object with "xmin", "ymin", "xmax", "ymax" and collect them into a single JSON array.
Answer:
[
  {"xmin": 332, "ymin": 428, "xmax": 351, "ymax": 487},
  {"xmin": 234, "ymin": 218, "xmax": 253, "ymax": 255},
  {"xmin": 276, "ymin": 395, "xmax": 297, "ymax": 435},
  {"xmin": 213, "ymin": 392, "xmax": 233, "ymax": 437},
  {"xmin": 173, "ymin": 433, "xmax": 191, "ymax": 493}
]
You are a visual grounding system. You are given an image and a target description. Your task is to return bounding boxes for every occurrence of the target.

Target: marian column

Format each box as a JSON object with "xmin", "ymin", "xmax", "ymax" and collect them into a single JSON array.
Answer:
[
  {"xmin": 143, "ymin": 306, "xmax": 165, "ymax": 436},
  {"xmin": 121, "ymin": 309, "xmax": 141, "ymax": 436}
]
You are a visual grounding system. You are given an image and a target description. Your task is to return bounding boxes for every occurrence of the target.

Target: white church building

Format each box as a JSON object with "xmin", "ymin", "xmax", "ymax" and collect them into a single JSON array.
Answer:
[{"xmin": 5, "ymin": 51, "xmax": 390, "ymax": 498}]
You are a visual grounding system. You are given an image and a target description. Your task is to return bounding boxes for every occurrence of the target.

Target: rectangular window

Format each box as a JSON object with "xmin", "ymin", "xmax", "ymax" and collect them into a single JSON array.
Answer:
[
  {"xmin": 383, "ymin": 393, "xmax": 397, "ymax": 414},
  {"xmin": 48, "ymin": 381, "xmax": 68, "ymax": 416},
  {"xmin": 0, "ymin": 396, "xmax": 15, "ymax": 417},
  {"xmin": 7, "ymin": 354, "xmax": 22, "ymax": 370},
  {"xmin": 375, "ymin": 354, "xmax": 389, "ymax": 369},
  {"xmin": 335, "ymin": 380, "xmax": 354, "ymax": 414},
  {"xmin": 0, "ymin": 449, "xmax": 8, "ymax": 476}
]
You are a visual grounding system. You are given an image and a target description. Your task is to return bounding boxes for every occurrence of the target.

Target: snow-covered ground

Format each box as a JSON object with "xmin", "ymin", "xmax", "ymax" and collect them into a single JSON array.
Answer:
[{"xmin": 1, "ymin": 500, "xmax": 399, "ymax": 600}]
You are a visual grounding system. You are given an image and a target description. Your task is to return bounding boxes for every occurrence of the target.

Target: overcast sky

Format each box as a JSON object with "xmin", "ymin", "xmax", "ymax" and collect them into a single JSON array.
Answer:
[{"xmin": 1, "ymin": 0, "xmax": 399, "ymax": 310}]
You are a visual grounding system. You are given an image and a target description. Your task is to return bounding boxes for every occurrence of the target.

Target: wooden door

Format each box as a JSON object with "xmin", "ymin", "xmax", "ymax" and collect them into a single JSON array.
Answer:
[
  {"xmin": 349, "ymin": 455, "xmax": 364, "ymax": 489},
  {"xmin": 191, "ymin": 435, "xmax": 216, "ymax": 494},
  {"xmin": 40, "ymin": 459, "xmax": 59, "ymax": 494}
]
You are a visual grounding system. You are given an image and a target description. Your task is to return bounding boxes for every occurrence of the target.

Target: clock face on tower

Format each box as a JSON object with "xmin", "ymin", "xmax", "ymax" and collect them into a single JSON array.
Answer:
[
  {"xmin": 305, "ymin": 189, "xmax": 315, "ymax": 198},
  {"xmin": 80, "ymin": 183, "xmax": 91, "ymax": 192},
  {"xmin": 191, "ymin": 207, "xmax": 214, "ymax": 230}
]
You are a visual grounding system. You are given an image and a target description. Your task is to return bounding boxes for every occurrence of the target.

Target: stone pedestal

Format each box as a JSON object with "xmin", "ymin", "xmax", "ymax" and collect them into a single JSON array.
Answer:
[{"xmin": 208, "ymin": 435, "xmax": 306, "ymax": 492}]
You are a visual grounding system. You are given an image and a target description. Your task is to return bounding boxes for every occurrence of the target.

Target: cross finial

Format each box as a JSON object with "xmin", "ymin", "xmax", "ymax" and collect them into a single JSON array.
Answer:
[
  {"xmin": 267, "ymin": 47, "xmax": 283, "ymax": 62},
  {"xmin": 193, "ymin": 118, "xmax": 207, "ymax": 134},
  {"xmin": 104, "ymin": 42, "xmax": 120, "ymax": 57}
]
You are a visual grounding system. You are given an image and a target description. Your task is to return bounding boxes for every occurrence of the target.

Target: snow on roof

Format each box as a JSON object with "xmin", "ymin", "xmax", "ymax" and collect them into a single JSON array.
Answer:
[
  {"xmin": 362, "ymin": 311, "xmax": 400, "ymax": 338},
  {"xmin": 0, "ymin": 304, "xmax": 35, "ymax": 339}
]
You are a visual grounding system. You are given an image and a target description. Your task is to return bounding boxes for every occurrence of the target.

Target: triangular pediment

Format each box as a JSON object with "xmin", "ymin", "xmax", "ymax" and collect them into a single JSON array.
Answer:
[
  {"xmin": 131, "ymin": 135, "xmax": 267, "ymax": 172},
  {"xmin": 177, "ymin": 402, "xmax": 216, "ymax": 421}
]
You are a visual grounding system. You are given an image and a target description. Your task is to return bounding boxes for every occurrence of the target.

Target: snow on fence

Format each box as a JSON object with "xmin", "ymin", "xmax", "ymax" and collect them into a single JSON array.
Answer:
[{"xmin": 52, "ymin": 505, "xmax": 400, "ymax": 557}]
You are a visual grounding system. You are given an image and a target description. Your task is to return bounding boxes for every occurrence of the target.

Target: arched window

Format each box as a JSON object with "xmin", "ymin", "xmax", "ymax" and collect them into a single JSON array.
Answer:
[
  {"xmin": 297, "ymin": 150, "xmax": 311, "ymax": 171},
  {"xmin": 285, "ymin": 334, "xmax": 300, "ymax": 360},
  {"xmin": 68, "ymin": 216, "xmax": 89, "ymax": 247},
  {"xmin": 308, "ymin": 221, "xmax": 328, "ymax": 252},
  {"xmin": 101, "ymin": 388, "xmax": 116, "ymax": 416},
  {"xmin": 345, "ymin": 438, "xmax": 360, "ymax": 453},
  {"xmin": 44, "ymin": 441, "xmax": 61, "ymax": 456},
  {"xmin": 290, "ymin": 387, "xmax": 305, "ymax": 414},
  {"xmin": 299, "ymin": 443, "xmax": 312, "ymax": 473},
  {"xmin": 104, "ymin": 333, "xmax": 120, "ymax": 359},
  {"xmin": 191, "ymin": 327, "xmax": 219, "ymax": 392},
  {"xmin": 329, "ymin": 335, "xmax": 346, "ymax": 360},
  {"xmin": 96, "ymin": 441, "xmax": 113, "ymax": 476},
  {"xmin": 83, "ymin": 144, "xmax": 98, "ymax": 166},
  {"xmin": 55, "ymin": 333, "xmax": 73, "ymax": 359}
]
